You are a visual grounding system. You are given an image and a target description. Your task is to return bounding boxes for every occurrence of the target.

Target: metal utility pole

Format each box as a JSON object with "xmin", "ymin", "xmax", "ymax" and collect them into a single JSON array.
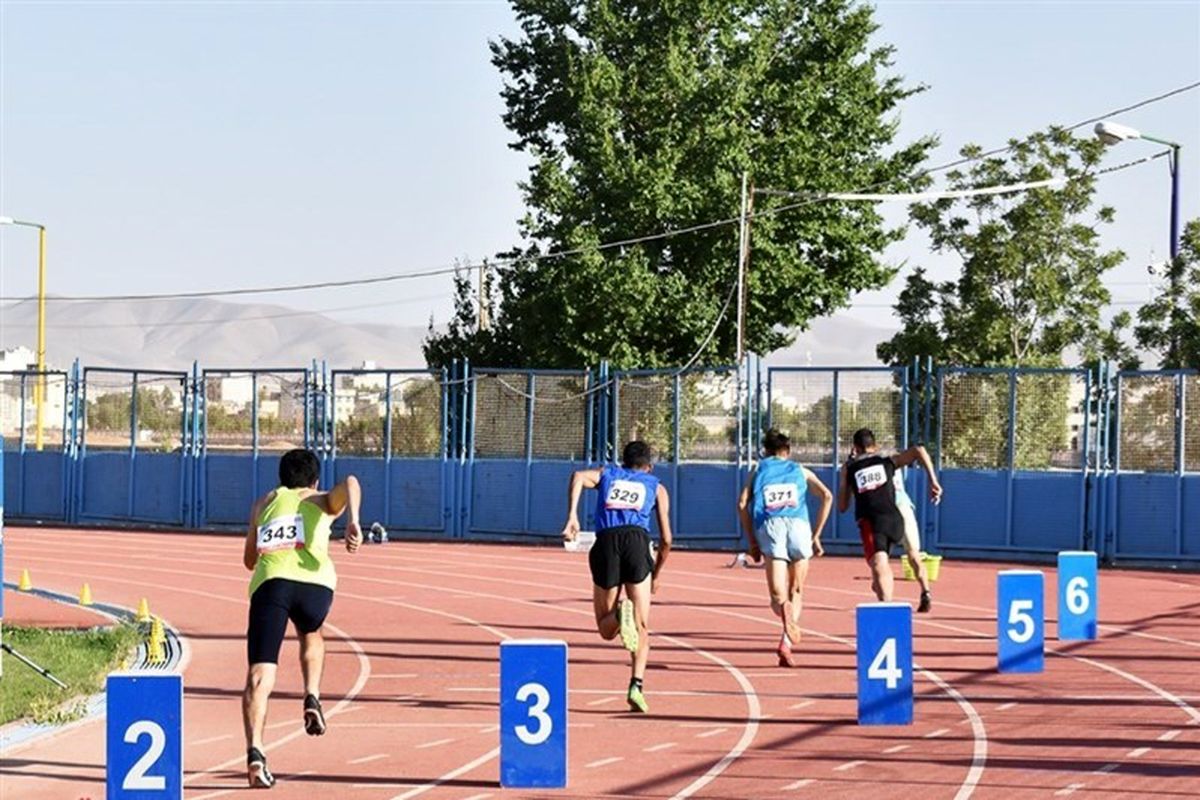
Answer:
[
  {"xmin": 478, "ymin": 260, "xmax": 491, "ymax": 332},
  {"xmin": 735, "ymin": 172, "xmax": 750, "ymax": 365}
]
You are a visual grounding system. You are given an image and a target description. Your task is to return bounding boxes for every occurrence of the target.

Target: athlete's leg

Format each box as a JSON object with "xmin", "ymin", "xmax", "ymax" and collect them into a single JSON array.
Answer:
[
  {"xmin": 243, "ymin": 662, "xmax": 277, "ymax": 751},
  {"xmin": 299, "ymin": 629, "xmax": 325, "ymax": 698},
  {"xmin": 788, "ymin": 558, "xmax": 810, "ymax": 623},
  {"xmin": 900, "ymin": 505, "xmax": 931, "ymax": 595},
  {"xmin": 593, "ymin": 585, "xmax": 622, "ymax": 640},
  {"xmin": 625, "ymin": 576, "xmax": 652, "ymax": 681},
  {"xmin": 870, "ymin": 551, "xmax": 893, "ymax": 601},
  {"xmin": 766, "ymin": 558, "xmax": 801, "ymax": 644}
]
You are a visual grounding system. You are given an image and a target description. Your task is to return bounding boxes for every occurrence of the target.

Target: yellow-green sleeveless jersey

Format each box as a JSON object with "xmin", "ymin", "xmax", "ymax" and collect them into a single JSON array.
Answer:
[{"xmin": 249, "ymin": 487, "xmax": 337, "ymax": 597}]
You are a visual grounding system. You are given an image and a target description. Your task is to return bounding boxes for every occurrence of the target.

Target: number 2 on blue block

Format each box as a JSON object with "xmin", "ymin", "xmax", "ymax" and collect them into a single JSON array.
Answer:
[
  {"xmin": 500, "ymin": 640, "xmax": 568, "ymax": 788},
  {"xmin": 106, "ymin": 673, "xmax": 183, "ymax": 800},
  {"xmin": 856, "ymin": 603, "xmax": 913, "ymax": 725}
]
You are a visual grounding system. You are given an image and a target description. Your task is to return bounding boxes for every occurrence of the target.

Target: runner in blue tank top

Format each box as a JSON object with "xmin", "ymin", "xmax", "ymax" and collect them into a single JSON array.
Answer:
[
  {"xmin": 737, "ymin": 429, "xmax": 833, "ymax": 667},
  {"xmin": 563, "ymin": 441, "xmax": 672, "ymax": 713}
]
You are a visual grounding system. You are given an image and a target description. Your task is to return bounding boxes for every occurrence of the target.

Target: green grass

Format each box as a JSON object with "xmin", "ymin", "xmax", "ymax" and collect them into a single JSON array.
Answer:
[{"xmin": 0, "ymin": 623, "xmax": 141, "ymax": 726}]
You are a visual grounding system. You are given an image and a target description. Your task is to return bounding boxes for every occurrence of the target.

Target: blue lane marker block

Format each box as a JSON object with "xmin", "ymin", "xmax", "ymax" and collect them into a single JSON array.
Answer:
[
  {"xmin": 997, "ymin": 570, "xmax": 1045, "ymax": 673},
  {"xmin": 500, "ymin": 639, "xmax": 568, "ymax": 788},
  {"xmin": 1057, "ymin": 551, "xmax": 1098, "ymax": 641},
  {"xmin": 856, "ymin": 603, "xmax": 913, "ymax": 725},
  {"xmin": 106, "ymin": 672, "xmax": 183, "ymax": 800}
]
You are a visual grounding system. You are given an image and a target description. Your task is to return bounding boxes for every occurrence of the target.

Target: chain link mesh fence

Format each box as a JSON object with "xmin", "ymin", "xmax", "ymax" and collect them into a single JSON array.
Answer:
[
  {"xmin": 768, "ymin": 371, "xmax": 834, "ymax": 465},
  {"xmin": 256, "ymin": 372, "xmax": 308, "ymax": 452},
  {"xmin": 335, "ymin": 372, "xmax": 386, "ymax": 456},
  {"xmin": 203, "ymin": 371, "xmax": 255, "ymax": 451},
  {"xmin": 0, "ymin": 372, "xmax": 69, "ymax": 449},
  {"xmin": 616, "ymin": 374, "xmax": 676, "ymax": 462},
  {"xmin": 203, "ymin": 371, "xmax": 307, "ymax": 452},
  {"xmin": 528, "ymin": 373, "xmax": 589, "ymax": 460},
  {"xmin": 679, "ymin": 371, "xmax": 737, "ymax": 462},
  {"xmin": 835, "ymin": 372, "xmax": 904, "ymax": 456},
  {"xmin": 1186, "ymin": 375, "xmax": 1199, "ymax": 473},
  {"xmin": 84, "ymin": 372, "xmax": 184, "ymax": 451},
  {"xmin": 472, "ymin": 371, "xmax": 591, "ymax": 460},
  {"xmin": 940, "ymin": 371, "xmax": 1011, "ymax": 469},
  {"xmin": 473, "ymin": 373, "xmax": 529, "ymax": 459},
  {"xmin": 390, "ymin": 373, "xmax": 443, "ymax": 458},
  {"xmin": 1118, "ymin": 374, "xmax": 1177, "ymax": 472},
  {"xmin": 1013, "ymin": 372, "xmax": 1085, "ymax": 470},
  {"xmin": 135, "ymin": 374, "xmax": 186, "ymax": 452}
]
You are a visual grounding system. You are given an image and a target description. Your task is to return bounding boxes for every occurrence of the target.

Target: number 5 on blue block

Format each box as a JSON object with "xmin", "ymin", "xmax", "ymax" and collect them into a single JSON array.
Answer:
[
  {"xmin": 106, "ymin": 672, "xmax": 182, "ymax": 800},
  {"xmin": 500, "ymin": 640, "xmax": 567, "ymax": 788},
  {"xmin": 997, "ymin": 570, "xmax": 1044, "ymax": 673},
  {"xmin": 1057, "ymin": 551, "xmax": 1098, "ymax": 641},
  {"xmin": 856, "ymin": 603, "xmax": 912, "ymax": 725}
]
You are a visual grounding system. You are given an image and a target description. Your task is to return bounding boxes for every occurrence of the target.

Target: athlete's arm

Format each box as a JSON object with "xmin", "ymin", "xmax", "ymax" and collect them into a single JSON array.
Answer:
[
  {"xmin": 804, "ymin": 468, "xmax": 833, "ymax": 558},
  {"xmin": 891, "ymin": 445, "xmax": 943, "ymax": 504},
  {"xmin": 325, "ymin": 476, "xmax": 363, "ymax": 552},
  {"xmin": 736, "ymin": 468, "xmax": 761, "ymax": 562},
  {"xmin": 562, "ymin": 468, "xmax": 602, "ymax": 542},
  {"xmin": 651, "ymin": 484, "xmax": 672, "ymax": 594},
  {"xmin": 244, "ymin": 493, "xmax": 271, "ymax": 571},
  {"xmin": 837, "ymin": 465, "xmax": 852, "ymax": 514}
]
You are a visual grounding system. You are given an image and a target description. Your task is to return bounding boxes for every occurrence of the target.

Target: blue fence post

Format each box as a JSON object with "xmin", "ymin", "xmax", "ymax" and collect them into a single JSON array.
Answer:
[
  {"xmin": 251, "ymin": 372, "xmax": 260, "ymax": 500},
  {"xmin": 128, "ymin": 371, "xmax": 139, "ymax": 519},
  {"xmin": 523, "ymin": 373, "xmax": 536, "ymax": 534},
  {"xmin": 1004, "ymin": 368, "xmax": 1017, "ymax": 548},
  {"xmin": 1175, "ymin": 373, "xmax": 1185, "ymax": 557},
  {"xmin": 462, "ymin": 358, "xmax": 475, "ymax": 539},
  {"xmin": 831, "ymin": 370, "xmax": 841, "ymax": 542},
  {"xmin": 671, "ymin": 372, "xmax": 682, "ymax": 537},
  {"xmin": 383, "ymin": 371, "xmax": 394, "ymax": 528}
]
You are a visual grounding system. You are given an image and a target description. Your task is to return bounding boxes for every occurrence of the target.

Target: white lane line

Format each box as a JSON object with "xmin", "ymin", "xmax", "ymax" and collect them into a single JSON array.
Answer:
[
  {"xmin": 1054, "ymin": 783, "xmax": 1086, "ymax": 797},
  {"xmin": 586, "ymin": 756, "xmax": 625, "ymax": 769},
  {"xmin": 924, "ymin": 728, "xmax": 950, "ymax": 738},
  {"xmin": 790, "ymin": 700, "xmax": 816, "ymax": 710},
  {"xmin": 372, "ymin": 673, "xmax": 419, "ymax": 679},
  {"xmin": 883, "ymin": 744, "xmax": 910, "ymax": 754},
  {"xmin": 348, "ymin": 753, "xmax": 389, "ymax": 765},
  {"xmin": 416, "ymin": 738, "xmax": 456, "ymax": 750},
  {"xmin": 480, "ymin": 724, "xmax": 501, "ymax": 733},
  {"xmin": 783, "ymin": 778, "xmax": 815, "ymax": 789},
  {"xmin": 644, "ymin": 742, "xmax": 677, "ymax": 752},
  {"xmin": 1074, "ymin": 655, "xmax": 1200, "ymax": 726},
  {"xmin": 587, "ymin": 696, "xmax": 619, "ymax": 706},
  {"xmin": 462, "ymin": 795, "xmax": 493, "ymax": 800},
  {"xmin": 1158, "ymin": 729, "xmax": 1182, "ymax": 742},
  {"xmin": 996, "ymin": 702, "xmax": 1018, "ymax": 711},
  {"xmin": 695, "ymin": 728, "xmax": 728, "ymax": 739},
  {"xmin": 834, "ymin": 760, "xmax": 867, "ymax": 772},
  {"xmin": 192, "ymin": 732, "xmax": 234, "ymax": 746},
  {"xmin": 388, "ymin": 747, "xmax": 500, "ymax": 800},
  {"xmin": 1092, "ymin": 764, "xmax": 1119, "ymax": 775},
  {"xmin": 1127, "ymin": 747, "xmax": 1151, "ymax": 758}
]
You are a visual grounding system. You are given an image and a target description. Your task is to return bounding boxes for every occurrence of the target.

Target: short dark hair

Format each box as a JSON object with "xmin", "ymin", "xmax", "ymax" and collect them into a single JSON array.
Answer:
[
  {"xmin": 279, "ymin": 449, "xmax": 321, "ymax": 489},
  {"xmin": 853, "ymin": 428, "xmax": 876, "ymax": 451},
  {"xmin": 622, "ymin": 440, "xmax": 654, "ymax": 469},
  {"xmin": 762, "ymin": 428, "xmax": 791, "ymax": 455}
]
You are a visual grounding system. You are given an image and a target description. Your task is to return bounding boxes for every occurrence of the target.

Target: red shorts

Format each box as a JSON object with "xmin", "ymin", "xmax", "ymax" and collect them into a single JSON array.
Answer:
[{"xmin": 858, "ymin": 514, "xmax": 904, "ymax": 561}]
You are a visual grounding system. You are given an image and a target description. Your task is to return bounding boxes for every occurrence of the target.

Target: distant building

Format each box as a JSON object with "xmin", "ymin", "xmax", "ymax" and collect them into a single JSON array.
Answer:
[{"xmin": 0, "ymin": 346, "xmax": 38, "ymax": 372}]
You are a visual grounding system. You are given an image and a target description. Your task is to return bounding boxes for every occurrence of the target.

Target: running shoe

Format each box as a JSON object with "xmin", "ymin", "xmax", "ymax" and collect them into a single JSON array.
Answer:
[
  {"xmin": 627, "ymin": 683, "xmax": 649, "ymax": 713},
  {"xmin": 777, "ymin": 640, "xmax": 798, "ymax": 668},
  {"xmin": 781, "ymin": 601, "xmax": 802, "ymax": 645},
  {"xmin": 918, "ymin": 591, "xmax": 932, "ymax": 614},
  {"xmin": 303, "ymin": 694, "xmax": 326, "ymax": 736},
  {"xmin": 618, "ymin": 599, "xmax": 639, "ymax": 653},
  {"xmin": 247, "ymin": 747, "xmax": 276, "ymax": 789}
]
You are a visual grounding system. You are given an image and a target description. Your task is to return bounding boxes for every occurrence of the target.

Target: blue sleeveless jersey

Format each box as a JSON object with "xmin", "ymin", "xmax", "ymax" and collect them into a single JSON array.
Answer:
[
  {"xmin": 595, "ymin": 466, "xmax": 659, "ymax": 532},
  {"xmin": 752, "ymin": 457, "xmax": 811, "ymax": 528}
]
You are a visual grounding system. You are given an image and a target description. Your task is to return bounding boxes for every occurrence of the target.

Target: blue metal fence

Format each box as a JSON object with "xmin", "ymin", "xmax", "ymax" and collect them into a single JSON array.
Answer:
[{"xmin": 2, "ymin": 359, "xmax": 1196, "ymax": 568}]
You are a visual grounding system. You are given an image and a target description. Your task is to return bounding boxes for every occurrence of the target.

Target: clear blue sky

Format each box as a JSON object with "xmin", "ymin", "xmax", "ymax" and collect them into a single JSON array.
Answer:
[{"xmin": 1, "ymin": 0, "xmax": 1197, "ymax": 347}]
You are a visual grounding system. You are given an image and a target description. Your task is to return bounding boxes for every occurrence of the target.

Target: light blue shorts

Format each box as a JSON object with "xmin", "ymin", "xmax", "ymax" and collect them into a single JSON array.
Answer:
[{"xmin": 755, "ymin": 517, "xmax": 814, "ymax": 562}]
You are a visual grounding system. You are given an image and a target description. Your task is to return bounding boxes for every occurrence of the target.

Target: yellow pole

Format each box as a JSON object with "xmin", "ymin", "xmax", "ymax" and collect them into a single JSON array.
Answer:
[{"xmin": 35, "ymin": 225, "xmax": 46, "ymax": 451}]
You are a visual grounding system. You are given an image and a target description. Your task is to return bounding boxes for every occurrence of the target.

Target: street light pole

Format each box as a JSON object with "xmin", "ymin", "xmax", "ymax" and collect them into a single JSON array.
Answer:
[
  {"xmin": 1094, "ymin": 121, "xmax": 1182, "ymax": 258},
  {"xmin": 0, "ymin": 216, "xmax": 49, "ymax": 450}
]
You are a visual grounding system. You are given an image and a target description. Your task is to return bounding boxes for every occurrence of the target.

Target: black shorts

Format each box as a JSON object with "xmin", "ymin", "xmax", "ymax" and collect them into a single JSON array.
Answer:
[
  {"xmin": 858, "ymin": 513, "xmax": 905, "ymax": 561},
  {"xmin": 589, "ymin": 526, "xmax": 655, "ymax": 590},
  {"xmin": 247, "ymin": 578, "xmax": 335, "ymax": 665}
]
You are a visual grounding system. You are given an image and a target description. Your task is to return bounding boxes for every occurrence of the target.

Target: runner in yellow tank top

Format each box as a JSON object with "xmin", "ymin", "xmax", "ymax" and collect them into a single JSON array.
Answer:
[{"xmin": 241, "ymin": 449, "xmax": 363, "ymax": 789}]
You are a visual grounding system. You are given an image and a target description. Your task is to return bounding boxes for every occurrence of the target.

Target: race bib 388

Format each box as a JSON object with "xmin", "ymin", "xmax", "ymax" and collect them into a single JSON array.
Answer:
[{"xmin": 854, "ymin": 465, "xmax": 888, "ymax": 493}]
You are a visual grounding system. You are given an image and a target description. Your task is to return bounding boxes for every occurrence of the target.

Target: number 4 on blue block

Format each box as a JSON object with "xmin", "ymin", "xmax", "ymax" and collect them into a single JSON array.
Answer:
[
  {"xmin": 107, "ymin": 672, "xmax": 183, "ymax": 800},
  {"xmin": 500, "ymin": 639, "xmax": 568, "ymax": 788},
  {"xmin": 1057, "ymin": 551, "xmax": 1098, "ymax": 641},
  {"xmin": 856, "ymin": 603, "xmax": 913, "ymax": 725}
]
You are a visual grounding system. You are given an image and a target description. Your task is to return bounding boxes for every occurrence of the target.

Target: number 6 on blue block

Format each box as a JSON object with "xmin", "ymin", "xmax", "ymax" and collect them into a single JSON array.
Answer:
[
  {"xmin": 500, "ymin": 639, "xmax": 567, "ymax": 788},
  {"xmin": 997, "ymin": 570, "xmax": 1044, "ymax": 673},
  {"xmin": 1057, "ymin": 551, "xmax": 1098, "ymax": 641},
  {"xmin": 106, "ymin": 672, "xmax": 182, "ymax": 800},
  {"xmin": 856, "ymin": 603, "xmax": 912, "ymax": 725}
]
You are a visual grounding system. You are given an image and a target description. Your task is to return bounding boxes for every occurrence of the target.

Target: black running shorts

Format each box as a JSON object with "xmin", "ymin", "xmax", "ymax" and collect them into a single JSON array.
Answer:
[
  {"xmin": 589, "ymin": 526, "xmax": 655, "ymax": 590},
  {"xmin": 858, "ymin": 513, "xmax": 906, "ymax": 561},
  {"xmin": 247, "ymin": 578, "xmax": 334, "ymax": 665}
]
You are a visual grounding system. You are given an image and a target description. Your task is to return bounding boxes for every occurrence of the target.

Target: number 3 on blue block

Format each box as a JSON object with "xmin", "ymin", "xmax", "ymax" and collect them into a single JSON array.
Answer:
[
  {"xmin": 500, "ymin": 640, "xmax": 568, "ymax": 788},
  {"xmin": 997, "ymin": 570, "xmax": 1044, "ymax": 673},
  {"xmin": 1057, "ymin": 551, "xmax": 1097, "ymax": 641},
  {"xmin": 856, "ymin": 603, "xmax": 913, "ymax": 725},
  {"xmin": 107, "ymin": 673, "xmax": 183, "ymax": 800}
]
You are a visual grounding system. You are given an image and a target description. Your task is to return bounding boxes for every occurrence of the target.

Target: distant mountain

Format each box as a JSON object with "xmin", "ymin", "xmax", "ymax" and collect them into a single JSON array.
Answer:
[{"xmin": 0, "ymin": 297, "xmax": 895, "ymax": 370}]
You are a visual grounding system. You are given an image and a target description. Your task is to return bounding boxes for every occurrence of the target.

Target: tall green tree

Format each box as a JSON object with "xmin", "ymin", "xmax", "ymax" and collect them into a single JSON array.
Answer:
[
  {"xmin": 1135, "ymin": 218, "xmax": 1200, "ymax": 369},
  {"xmin": 878, "ymin": 128, "xmax": 1134, "ymax": 369},
  {"xmin": 425, "ymin": 0, "xmax": 934, "ymax": 369}
]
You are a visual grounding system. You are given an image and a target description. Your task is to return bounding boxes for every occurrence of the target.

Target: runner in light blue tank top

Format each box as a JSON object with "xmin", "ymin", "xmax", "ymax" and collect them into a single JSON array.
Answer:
[{"xmin": 737, "ymin": 429, "xmax": 833, "ymax": 668}]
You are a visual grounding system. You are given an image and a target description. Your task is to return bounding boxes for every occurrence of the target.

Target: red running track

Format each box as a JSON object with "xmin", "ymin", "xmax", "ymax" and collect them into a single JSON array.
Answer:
[{"xmin": 1, "ymin": 527, "xmax": 1198, "ymax": 799}]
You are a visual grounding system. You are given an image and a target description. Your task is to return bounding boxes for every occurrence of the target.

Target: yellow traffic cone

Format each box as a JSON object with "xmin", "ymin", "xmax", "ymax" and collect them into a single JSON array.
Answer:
[
  {"xmin": 147, "ymin": 617, "xmax": 167, "ymax": 665},
  {"xmin": 79, "ymin": 583, "xmax": 94, "ymax": 606},
  {"xmin": 150, "ymin": 616, "xmax": 165, "ymax": 642},
  {"xmin": 135, "ymin": 598, "xmax": 152, "ymax": 623},
  {"xmin": 18, "ymin": 569, "xmax": 32, "ymax": 591}
]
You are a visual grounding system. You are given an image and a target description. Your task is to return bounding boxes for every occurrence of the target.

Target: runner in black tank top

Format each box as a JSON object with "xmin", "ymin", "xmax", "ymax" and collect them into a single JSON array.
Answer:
[{"xmin": 839, "ymin": 428, "xmax": 944, "ymax": 610}]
